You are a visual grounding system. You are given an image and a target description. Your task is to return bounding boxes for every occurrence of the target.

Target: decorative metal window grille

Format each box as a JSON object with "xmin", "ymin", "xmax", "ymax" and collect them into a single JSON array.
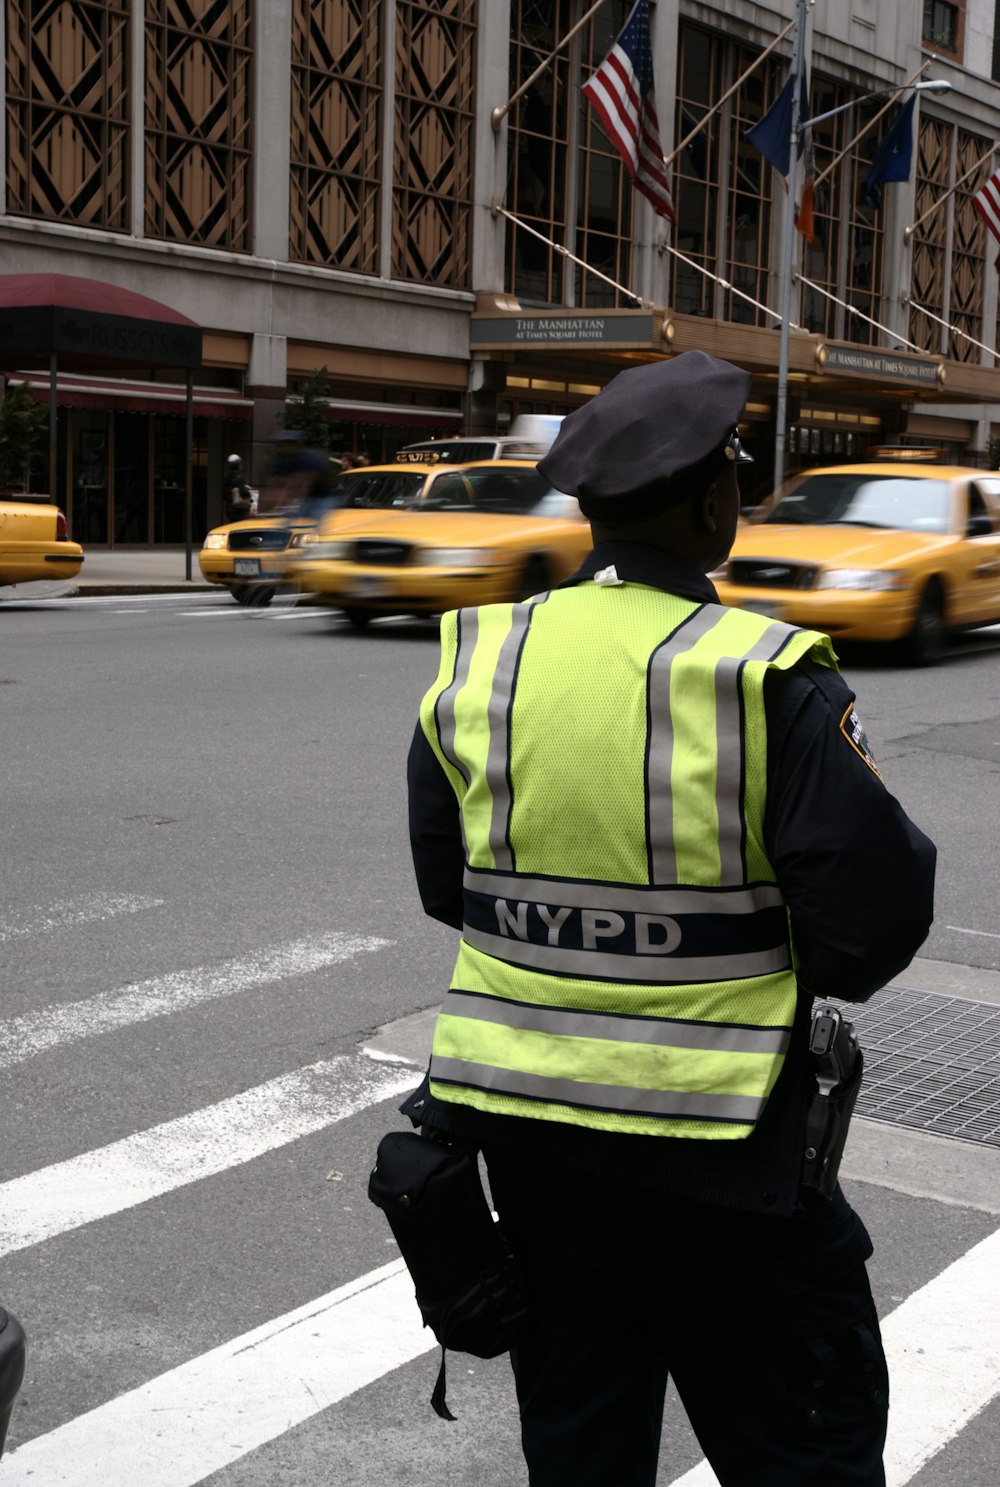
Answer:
[
  {"xmin": 574, "ymin": 0, "xmax": 634, "ymax": 309},
  {"xmin": 506, "ymin": 0, "xmax": 572, "ymax": 304},
  {"xmin": 289, "ymin": 0, "xmax": 381, "ymax": 272},
  {"xmin": 392, "ymin": 0, "xmax": 475, "ymax": 288},
  {"xmin": 948, "ymin": 130, "xmax": 988, "ymax": 363},
  {"xmin": 5, "ymin": 0, "xmax": 130, "ymax": 230},
  {"xmin": 910, "ymin": 116, "xmax": 952, "ymax": 354},
  {"xmin": 144, "ymin": 0, "xmax": 253, "ymax": 252}
]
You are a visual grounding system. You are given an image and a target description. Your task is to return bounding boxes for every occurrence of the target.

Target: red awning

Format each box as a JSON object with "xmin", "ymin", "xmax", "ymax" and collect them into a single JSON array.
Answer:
[
  {"xmin": 11, "ymin": 371, "xmax": 251, "ymax": 421},
  {"xmin": 0, "ymin": 273, "xmax": 202, "ymax": 370}
]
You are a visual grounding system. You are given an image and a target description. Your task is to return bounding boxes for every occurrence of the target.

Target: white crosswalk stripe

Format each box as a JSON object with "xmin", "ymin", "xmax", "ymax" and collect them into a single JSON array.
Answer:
[
  {"xmin": 0, "ymin": 932, "xmax": 390, "ymax": 1070},
  {"xmin": 3, "ymin": 891, "xmax": 998, "ymax": 1486},
  {"xmin": 0, "ymin": 1054, "xmax": 419, "ymax": 1256},
  {"xmin": 0, "ymin": 893, "xmax": 164, "ymax": 943}
]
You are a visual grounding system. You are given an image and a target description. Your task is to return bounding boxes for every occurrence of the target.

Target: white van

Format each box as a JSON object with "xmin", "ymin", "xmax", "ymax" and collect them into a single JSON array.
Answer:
[{"xmin": 396, "ymin": 414, "xmax": 564, "ymax": 465}]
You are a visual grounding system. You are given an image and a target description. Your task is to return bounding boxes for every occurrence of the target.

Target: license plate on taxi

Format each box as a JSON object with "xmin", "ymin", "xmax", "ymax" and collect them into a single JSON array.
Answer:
[
  {"xmin": 234, "ymin": 558, "xmax": 261, "ymax": 577},
  {"xmin": 343, "ymin": 575, "xmax": 386, "ymax": 598},
  {"xmin": 740, "ymin": 598, "xmax": 784, "ymax": 619}
]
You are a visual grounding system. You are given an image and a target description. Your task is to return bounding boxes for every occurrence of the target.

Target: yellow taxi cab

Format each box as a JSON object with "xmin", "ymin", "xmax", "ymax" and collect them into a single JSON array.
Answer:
[
  {"xmin": 714, "ymin": 463, "xmax": 1000, "ymax": 663},
  {"xmin": 199, "ymin": 508, "xmax": 319, "ymax": 606},
  {"xmin": 0, "ymin": 497, "xmax": 83, "ymax": 589},
  {"xmin": 291, "ymin": 459, "xmax": 592, "ymax": 626}
]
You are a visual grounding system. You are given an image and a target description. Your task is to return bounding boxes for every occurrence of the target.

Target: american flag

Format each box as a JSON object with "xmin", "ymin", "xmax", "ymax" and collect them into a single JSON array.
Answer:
[
  {"xmin": 582, "ymin": 0, "xmax": 676, "ymax": 223},
  {"xmin": 973, "ymin": 168, "xmax": 1000, "ymax": 247}
]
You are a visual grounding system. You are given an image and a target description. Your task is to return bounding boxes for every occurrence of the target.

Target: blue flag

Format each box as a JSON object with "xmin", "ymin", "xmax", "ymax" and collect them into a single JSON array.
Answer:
[
  {"xmin": 862, "ymin": 95, "xmax": 916, "ymax": 210},
  {"xmin": 746, "ymin": 75, "xmax": 795, "ymax": 175}
]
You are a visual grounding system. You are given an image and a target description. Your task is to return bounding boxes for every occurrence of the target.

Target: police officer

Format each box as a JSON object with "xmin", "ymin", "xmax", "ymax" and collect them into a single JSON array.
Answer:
[{"xmin": 402, "ymin": 351, "xmax": 936, "ymax": 1487}]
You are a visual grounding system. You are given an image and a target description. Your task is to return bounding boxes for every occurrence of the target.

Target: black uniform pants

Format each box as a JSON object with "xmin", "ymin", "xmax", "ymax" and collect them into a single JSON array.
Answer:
[{"xmin": 485, "ymin": 1148, "xmax": 888, "ymax": 1487}]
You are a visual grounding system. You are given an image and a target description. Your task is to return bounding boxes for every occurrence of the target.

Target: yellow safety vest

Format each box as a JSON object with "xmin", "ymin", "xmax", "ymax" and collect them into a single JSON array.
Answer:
[{"xmin": 419, "ymin": 580, "xmax": 836, "ymax": 1140}]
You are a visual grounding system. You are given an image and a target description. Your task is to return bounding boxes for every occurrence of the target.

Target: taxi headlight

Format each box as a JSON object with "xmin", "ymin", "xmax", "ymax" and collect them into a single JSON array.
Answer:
[
  {"xmin": 307, "ymin": 540, "xmax": 352, "ymax": 561},
  {"xmin": 202, "ymin": 533, "xmax": 227, "ymax": 551},
  {"xmin": 288, "ymin": 530, "xmax": 320, "ymax": 548},
  {"xmin": 816, "ymin": 568, "xmax": 908, "ymax": 591},
  {"xmin": 415, "ymin": 547, "xmax": 502, "ymax": 568}
]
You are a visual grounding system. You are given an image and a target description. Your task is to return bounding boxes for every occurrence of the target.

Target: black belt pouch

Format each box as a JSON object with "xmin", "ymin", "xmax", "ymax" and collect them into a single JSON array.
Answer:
[{"xmin": 368, "ymin": 1130, "xmax": 526, "ymax": 1366}]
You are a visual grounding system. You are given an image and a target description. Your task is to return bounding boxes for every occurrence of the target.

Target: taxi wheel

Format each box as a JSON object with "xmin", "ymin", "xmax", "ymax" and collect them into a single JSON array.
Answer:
[
  {"xmin": 246, "ymin": 585, "xmax": 275, "ymax": 608},
  {"xmin": 341, "ymin": 607, "xmax": 372, "ymax": 630},
  {"xmin": 515, "ymin": 557, "xmax": 550, "ymax": 601},
  {"xmin": 903, "ymin": 581, "xmax": 945, "ymax": 666},
  {"xmin": 229, "ymin": 585, "xmax": 250, "ymax": 605}
]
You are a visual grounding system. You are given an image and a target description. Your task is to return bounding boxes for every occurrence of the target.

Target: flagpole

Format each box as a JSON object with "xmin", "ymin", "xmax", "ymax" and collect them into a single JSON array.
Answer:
[
  {"xmin": 774, "ymin": 0, "xmax": 809, "ymax": 493},
  {"xmin": 811, "ymin": 62, "xmax": 930, "ymax": 192},
  {"xmin": 491, "ymin": 0, "xmax": 613, "ymax": 132},
  {"xmin": 662, "ymin": 18, "xmax": 796, "ymax": 169}
]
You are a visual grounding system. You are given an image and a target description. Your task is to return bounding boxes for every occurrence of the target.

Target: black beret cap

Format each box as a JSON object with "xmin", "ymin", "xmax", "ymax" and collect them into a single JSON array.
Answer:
[{"xmin": 538, "ymin": 350, "xmax": 752, "ymax": 523}]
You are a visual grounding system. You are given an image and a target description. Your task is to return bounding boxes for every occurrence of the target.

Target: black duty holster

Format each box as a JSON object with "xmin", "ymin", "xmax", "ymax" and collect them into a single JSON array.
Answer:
[{"xmin": 0, "ymin": 1307, "xmax": 27, "ymax": 1460}]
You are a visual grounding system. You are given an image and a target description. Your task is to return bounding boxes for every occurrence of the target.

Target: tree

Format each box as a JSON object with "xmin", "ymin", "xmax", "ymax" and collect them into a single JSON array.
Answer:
[
  {"xmin": 278, "ymin": 368, "xmax": 334, "ymax": 453},
  {"xmin": 0, "ymin": 381, "xmax": 48, "ymax": 492}
]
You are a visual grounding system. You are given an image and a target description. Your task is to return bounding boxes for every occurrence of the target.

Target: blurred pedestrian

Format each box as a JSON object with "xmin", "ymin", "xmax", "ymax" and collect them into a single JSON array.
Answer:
[
  {"xmin": 270, "ymin": 429, "xmax": 338, "ymax": 521},
  {"xmin": 401, "ymin": 351, "xmax": 936, "ymax": 1486},
  {"xmin": 223, "ymin": 453, "xmax": 253, "ymax": 522}
]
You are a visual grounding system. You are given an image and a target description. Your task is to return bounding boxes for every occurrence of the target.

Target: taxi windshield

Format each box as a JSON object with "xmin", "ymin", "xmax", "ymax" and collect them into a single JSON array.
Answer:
[
  {"xmin": 337, "ymin": 471, "xmax": 428, "ymax": 509},
  {"xmin": 419, "ymin": 469, "xmax": 551, "ymax": 513},
  {"xmin": 763, "ymin": 474, "xmax": 951, "ymax": 533}
]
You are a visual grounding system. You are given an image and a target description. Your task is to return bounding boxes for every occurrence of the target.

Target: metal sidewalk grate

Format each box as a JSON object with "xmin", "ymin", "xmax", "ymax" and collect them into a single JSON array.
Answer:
[{"xmin": 838, "ymin": 986, "xmax": 1000, "ymax": 1147}]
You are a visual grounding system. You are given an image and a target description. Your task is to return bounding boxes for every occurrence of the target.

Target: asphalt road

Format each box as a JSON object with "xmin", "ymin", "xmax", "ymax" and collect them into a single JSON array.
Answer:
[{"xmin": 0, "ymin": 589, "xmax": 998, "ymax": 1486}]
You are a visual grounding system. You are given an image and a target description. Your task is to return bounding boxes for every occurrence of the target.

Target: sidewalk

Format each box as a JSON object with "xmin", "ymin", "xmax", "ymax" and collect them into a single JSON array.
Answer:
[{"xmin": 71, "ymin": 548, "xmax": 211, "ymax": 595}]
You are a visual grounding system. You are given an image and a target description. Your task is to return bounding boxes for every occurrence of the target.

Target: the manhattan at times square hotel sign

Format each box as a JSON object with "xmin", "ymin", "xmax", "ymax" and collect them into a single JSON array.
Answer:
[{"xmin": 470, "ymin": 312, "xmax": 656, "ymax": 348}]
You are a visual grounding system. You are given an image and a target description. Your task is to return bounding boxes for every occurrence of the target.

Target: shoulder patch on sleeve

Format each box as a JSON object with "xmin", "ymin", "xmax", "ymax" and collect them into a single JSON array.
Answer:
[{"xmin": 840, "ymin": 702, "xmax": 882, "ymax": 779}]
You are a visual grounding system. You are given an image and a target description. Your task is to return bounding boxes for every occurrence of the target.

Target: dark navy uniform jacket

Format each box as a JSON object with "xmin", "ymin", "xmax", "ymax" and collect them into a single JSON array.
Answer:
[{"xmin": 403, "ymin": 544, "xmax": 936, "ymax": 1249}]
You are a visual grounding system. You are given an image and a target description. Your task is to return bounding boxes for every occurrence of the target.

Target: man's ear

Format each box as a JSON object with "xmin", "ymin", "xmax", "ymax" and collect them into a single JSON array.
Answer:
[{"xmin": 696, "ymin": 480, "xmax": 720, "ymax": 533}]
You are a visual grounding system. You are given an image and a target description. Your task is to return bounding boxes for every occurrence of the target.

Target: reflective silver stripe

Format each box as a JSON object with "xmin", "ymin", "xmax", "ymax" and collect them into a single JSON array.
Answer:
[
  {"xmin": 430, "ymin": 1056, "xmax": 766, "ymax": 1124},
  {"xmin": 464, "ymin": 868, "xmax": 784, "ymax": 917},
  {"xmin": 647, "ymin": 605, "xmax": 722, "ymax": 884},
  {"xmin": 436, "ymin": 608, "xmax": 478, "ymax": 782},
  {"xmin": 441, "ymin": 989, "xmax": 791, "ymax": 1054},
  {"xmin": 462, "ymin": 924, "xmax": 791, "ymax": 982},
  {"xmin": 715, "ymin": 623, "xmax": 798, "ymax": 884},
  {"xmin": 485, "ymin": 601, "xmax": 537, "ymax": 871}
]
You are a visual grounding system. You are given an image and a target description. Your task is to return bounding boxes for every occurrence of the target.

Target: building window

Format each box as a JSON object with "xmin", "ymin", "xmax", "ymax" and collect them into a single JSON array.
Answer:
[
  {"xmin": 391, "ymin": 0, "xmax": 475, "ymax": 288},
  {"xmin": 144, "ymin": 0, "xmax": 254, "ymax": 251},
  {"xmin": 5, "ymin": 0, "xmax": 130, "ymax": 230},
  {"xmin": 672, "ymin": 25, "xmax": 724, "ymax": 318},
  {"xmin": 506, "ymin": 0, "xmax": 573, "ymax": 304},
  {"xmin": 575, "ymin": 0, "xmax": 636, "ymax": 308},
  {"xmin": 923, "ymin": 0, "xmax": 960, "ymax": 54},
  {"xmin": 289, "ymin": 0, "xmax": 382, "ymax": 272},
  {"xmin": 721, "ymin": 36, "xmax": 782, "ymax": 326}
]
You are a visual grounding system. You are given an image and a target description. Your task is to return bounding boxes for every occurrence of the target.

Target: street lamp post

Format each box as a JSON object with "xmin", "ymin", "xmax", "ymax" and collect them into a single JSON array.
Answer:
[{"xmin": 771, "ymin": 26, "xmax": 952, "ymax": 492}]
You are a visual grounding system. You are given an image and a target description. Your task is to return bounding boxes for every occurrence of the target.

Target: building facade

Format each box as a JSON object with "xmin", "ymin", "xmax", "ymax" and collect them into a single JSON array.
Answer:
[{"xmin": 2, "ymin": 0, "xmax": 1000, "ymax": 542}]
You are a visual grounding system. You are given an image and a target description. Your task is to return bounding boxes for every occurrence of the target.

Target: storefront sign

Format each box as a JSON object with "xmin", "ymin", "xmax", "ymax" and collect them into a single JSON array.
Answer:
[
  {"xmin": 820, "ymin": 345, "xmax": 940, "ymax": 385},
  {"xmin": 471, "ymin": 313, "xmax": 655, "ymax": 348}
]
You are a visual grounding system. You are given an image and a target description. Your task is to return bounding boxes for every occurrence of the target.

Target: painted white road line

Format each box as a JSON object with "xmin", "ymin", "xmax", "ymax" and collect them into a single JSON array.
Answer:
[
  {"xmin": 0, "ymin": 1054, "xmax": 420, "ymax": 1256},
  {"xmin": 0, "ymin": 893, "xmax": 164, "ymax": 944},
  {"xmin": 945, "ymin": 925, "xmax": 1000, "ymax": 940},
  {"xmin": 0, "ymin": 932, "xmax": 391, "ymax": 1070},
  {"xmin": 668, "ymin": 1223, "xmax": 1000, "ymax": 1487},
  {"xmin": 5, "ymin": 1222, "xmax": 999, "ymax": 1487},
  {"xmin": 2, "ymin": 1260, "xmax": 431, "ymax": 1487}
]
